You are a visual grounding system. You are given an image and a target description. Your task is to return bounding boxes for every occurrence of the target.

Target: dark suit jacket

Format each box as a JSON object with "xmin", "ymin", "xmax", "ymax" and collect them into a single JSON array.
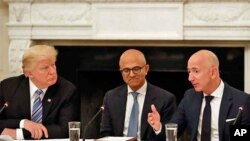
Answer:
[
  {"xmin": 0, "ymin": 75, "xmax": 80, "ymax": 139},
  {"xmin": 100, "ymin": 82, "xmax": 176, "ymax": 141},
  {"xmin": 170, "ymin": 82, "xmax": 250, "ymax": 141}
]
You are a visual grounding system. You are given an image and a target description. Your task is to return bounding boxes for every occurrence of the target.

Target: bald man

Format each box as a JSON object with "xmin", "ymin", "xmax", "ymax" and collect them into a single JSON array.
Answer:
[
  {"xmin": 148, "ymin": 49, "xmax": 250, "ymax": 141},
  {"xmin": 100, "ymin": 49, "xmax": 176, "ymax": 141}
]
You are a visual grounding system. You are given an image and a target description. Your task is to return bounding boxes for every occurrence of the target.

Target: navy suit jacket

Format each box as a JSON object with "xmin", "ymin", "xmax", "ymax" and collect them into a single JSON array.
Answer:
[
  {"xmin": 100, "ymin": 82, "xmax": 176, "ymax": 141},
  {"xmin": 170, "ymin": 82, "xmax": 250, "ymax": 141},
  {"xmin": 0, "ymin": 75, "xmax": 80, "ymax": 139}
]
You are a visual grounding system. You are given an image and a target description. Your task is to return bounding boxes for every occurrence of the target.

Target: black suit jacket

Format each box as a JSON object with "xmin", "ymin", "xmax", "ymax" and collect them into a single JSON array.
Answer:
[
  {"xmin": 100, "ymin": 82, "xmax": 176, "ymax": 141},
  {"xmin": 0, "ymin": 75, "xmax": 80, "ymax": 139},
  {"xmin": 170, "ymin": 82, "xmax": 250, "ymax": 141}
]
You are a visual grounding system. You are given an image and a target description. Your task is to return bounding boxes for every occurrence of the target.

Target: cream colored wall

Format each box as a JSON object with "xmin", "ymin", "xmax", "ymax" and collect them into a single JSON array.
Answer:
[{"xmin": 0, "ymin": 1, "xmax": 9, "ymax": 80}]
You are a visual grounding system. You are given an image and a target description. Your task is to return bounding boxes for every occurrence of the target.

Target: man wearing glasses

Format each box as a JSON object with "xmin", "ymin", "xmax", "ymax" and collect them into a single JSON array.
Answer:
[{"xmin": 100, "ymin": 49, "xmax": 176, "ymax": 141}]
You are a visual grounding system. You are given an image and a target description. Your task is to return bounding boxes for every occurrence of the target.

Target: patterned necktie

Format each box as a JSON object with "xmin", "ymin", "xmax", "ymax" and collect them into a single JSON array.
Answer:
[
  {"xmin": 31, "ymin": 89, "xmax": 43, "ymax": 123},
  {"xmin": 201, "ymin": 96, "xmax": 214, "ymax": 141},
  {"xmin": 127, "ymin": 92, "xmax": 139, "ymax": 137}
]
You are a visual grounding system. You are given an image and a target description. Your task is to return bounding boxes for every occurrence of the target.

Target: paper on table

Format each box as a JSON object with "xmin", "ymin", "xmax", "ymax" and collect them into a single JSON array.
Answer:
[
  {"xmin": 96, "ymin": 136, "xmax": 136, "ymax": 141},
  {"xmin": 0, "ymin": 135, "xmax": 14, "ymax": 141},
  {"xmin": 15, "ymin": 139, "xmax": 68, "ymax": 141}
]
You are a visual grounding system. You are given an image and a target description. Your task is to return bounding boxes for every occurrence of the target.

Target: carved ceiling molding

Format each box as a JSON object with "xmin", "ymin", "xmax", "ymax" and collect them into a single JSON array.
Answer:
[
  {"xmin": 185, "ymin": 3, "xmax": 250, "ymax": 24},
  {"xmin": 4, "ymin": 0, "xmax": 184, "ymax": 3},
  {"xmin": 32, "ymin": 4, "xmax": 91, "ymax": 24},
  {"xmin": 4, "ymin": 0, "xmax": 250, "ymax": 3}
]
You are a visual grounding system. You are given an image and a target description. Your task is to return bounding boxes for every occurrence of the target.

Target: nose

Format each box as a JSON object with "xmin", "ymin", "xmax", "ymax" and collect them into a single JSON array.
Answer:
[
  {"xmin": 129, "ymin": 70, "xmax": 136, "ymax": 77},
  {"xmin": 48, "ymin": 65, "xmax": 56, "ymax": 74},
  {"xmin": 188, "ymin": 73, "xmax": 194, "ymax": 82}
]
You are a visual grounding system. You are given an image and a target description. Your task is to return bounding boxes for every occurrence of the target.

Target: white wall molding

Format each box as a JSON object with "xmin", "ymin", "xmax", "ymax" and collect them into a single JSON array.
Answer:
[
  {"xmin": 4, "ymin": 1, "xmax": 250, "ymax": 40},
  {"xmin": 4, "ymin": 0, "xmax": 250, "ymax": 92},
  {"xmin": 9, "ymin": 40, "xmax": 32, "ymax": 75},
  {"xmin": 92, "ymin": 3, "xmax": 183, "ymax": 40},
  {"xmin": 185, "ymin": 3, "xmax": 250, "ymax": 25},
  {"xmin": 32, "ymin": 3, "xmax": 92, "ymax": 25},
  {"xmin": 184, "ymin": 2, "xmax": 250, "ymax": 40},
  {"xmin": 245, "ymin": 44, "xmax": 250, "ymax": 93}
]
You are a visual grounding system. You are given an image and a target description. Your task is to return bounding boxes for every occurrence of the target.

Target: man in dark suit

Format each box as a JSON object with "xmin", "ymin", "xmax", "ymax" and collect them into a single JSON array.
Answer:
[
  {"xmin": 100, "ymin": 49, "xmax": 176, "ymax": 141},
  {"xmin": 0, "ymin": 45, "xmax": 80, "ymax": 140},
  {"xmin": 148, "ymin": 49, "xmax": 250, "ymax": 141}
]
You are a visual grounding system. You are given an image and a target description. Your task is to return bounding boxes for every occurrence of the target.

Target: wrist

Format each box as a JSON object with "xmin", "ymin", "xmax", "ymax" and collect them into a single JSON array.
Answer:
[{"xmin": 154, "ymin": 123, "xmax": 162, "ymax": 134}]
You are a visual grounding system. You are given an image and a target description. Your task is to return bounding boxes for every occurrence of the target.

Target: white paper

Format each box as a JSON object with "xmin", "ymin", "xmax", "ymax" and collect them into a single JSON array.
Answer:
[
  {"xmin": 0, "ymin": 135, "xmax": 14, "ymax": 141},
  {"xmin": 96, "ymin": 136, "xmax": 135, "ymax": 141}
]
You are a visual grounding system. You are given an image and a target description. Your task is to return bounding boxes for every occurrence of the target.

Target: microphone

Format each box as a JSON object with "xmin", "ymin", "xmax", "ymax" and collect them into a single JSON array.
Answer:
[
  {"xmin": 82, "ymin": 106, "xmax": 104, "ymax": 141},
  {"xmin": 0, "ymin": 102, "xmax": 8, "ymax": 114},
  {"xmin": 233, "ymin": 106, "xmax": 243, "ymax": 125}
]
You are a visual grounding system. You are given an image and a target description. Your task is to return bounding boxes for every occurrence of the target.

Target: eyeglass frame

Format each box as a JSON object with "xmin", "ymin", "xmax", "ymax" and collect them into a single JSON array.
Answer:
[{"xmin": 120, "ymin": 65, "xmax": 147, "ymax": 75}]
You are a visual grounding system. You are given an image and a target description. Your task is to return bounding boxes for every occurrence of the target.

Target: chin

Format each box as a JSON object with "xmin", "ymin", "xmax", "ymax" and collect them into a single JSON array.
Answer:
[
  {"xmin": 194, "ymin": 88, "xmax": 202, "ymax": 92},
  {"xmin": 48, "ymin": 79, "xmax": 57, "ymax": 85},
  {"xmin": 193, "ymin": 86, "xmax": 201, "ymax": 91}
]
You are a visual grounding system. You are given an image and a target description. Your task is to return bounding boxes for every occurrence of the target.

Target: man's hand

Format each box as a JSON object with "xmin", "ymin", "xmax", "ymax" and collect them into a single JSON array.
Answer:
[
  {"xmin": 24, "ymin": 119, "xmax": 49, "ymax": 139},
  {"xmin": 1, "ymin": 128, "xmax": 16, "ymax": 139},
  {"xmin": 147, "ymin": 104, "xmax": 161, "ymax": 131}
]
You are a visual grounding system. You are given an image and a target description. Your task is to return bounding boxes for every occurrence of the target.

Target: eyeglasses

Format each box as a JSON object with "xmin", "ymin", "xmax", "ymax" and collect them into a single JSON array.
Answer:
[{"xmin": 120, "ymin": 65, "xmax": 146, "ymax": 75}]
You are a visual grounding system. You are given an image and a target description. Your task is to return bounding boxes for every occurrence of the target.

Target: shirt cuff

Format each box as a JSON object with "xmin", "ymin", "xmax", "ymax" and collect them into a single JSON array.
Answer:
[
  {"xmin": 154, "ymin": 123, "xmax": 162, "ymax": 135},
  {"xmin": 16, "ymin": 119, "xmax": 25, "ymax": 139},
  {"xmin": 20, "ymin": 119, "xmax": 25, "ymax": 128},
  {"xmin": 16, "ymin": 129, "xmax": 24, "ymax": 140}
]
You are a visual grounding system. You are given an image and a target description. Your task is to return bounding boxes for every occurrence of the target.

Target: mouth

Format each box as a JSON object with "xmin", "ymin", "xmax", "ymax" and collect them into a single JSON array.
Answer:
[
  {"xmin": 128, "ymin": 77, "xmax": 139, "ymax": 82},
  {"xmin": 192, "ymin": 83, "xmax": 198, "ymax": 87},
  {"xmin": 48, "ymin": 76, "xmax": 57, "ymax": 82}
]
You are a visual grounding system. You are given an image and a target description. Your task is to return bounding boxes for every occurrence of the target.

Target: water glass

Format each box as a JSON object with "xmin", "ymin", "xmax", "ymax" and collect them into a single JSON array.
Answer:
[
  {"xmin": 165, "ymin": 123, "xmax": 177, "ymax": 141},
  {"xmin": 68, "ymin": 121, "xmax": 81, "ymax": 141}
]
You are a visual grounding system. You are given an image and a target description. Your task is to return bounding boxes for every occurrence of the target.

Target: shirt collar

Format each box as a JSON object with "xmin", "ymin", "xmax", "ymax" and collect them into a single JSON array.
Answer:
[
  {"xmin": 29, "ymin": 79, "xmax": 48, "ymax": 97},
  {"xmin": 203, "ymin": 80, "xmax": 224, "ymax": 98}
]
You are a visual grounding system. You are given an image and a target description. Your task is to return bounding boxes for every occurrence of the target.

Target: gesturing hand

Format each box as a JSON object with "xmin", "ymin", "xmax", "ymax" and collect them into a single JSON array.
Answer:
[{"xmin": 147, "ymin": 104, "xmax": 161, "ymax": 131}]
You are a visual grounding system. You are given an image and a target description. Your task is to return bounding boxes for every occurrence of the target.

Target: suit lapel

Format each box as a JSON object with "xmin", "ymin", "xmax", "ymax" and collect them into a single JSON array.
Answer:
[
  {"xmin": 192, "ymin": 92, "xmax": 203, "ymax": 139},
  {"xmin": 140, "ymin": 84, "xmax": 155, "ymax": 139},
  {"xmin": 116, "ymin": 86, "xmax": 128, "ymax": 135},
  {"xmin": 42, "ymin": 84, "xmax": 57, "ymax": 120},
  {"xmin": 218, "ymin": 84, "xmax": 232, "ymax": 141},
  {"xmin": 18, "ymin": 78, "xmax": 32, "ymax": 118}
]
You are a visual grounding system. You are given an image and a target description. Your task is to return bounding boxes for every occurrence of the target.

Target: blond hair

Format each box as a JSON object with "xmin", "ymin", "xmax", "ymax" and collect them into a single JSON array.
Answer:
[{"xmin": 22, "ymin": 45, "xmax": 58, "ymax": 75}]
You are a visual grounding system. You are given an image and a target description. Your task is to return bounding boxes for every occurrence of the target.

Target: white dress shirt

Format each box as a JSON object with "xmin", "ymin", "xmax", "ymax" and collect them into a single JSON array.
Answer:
[
  {"xmin": 197, "ymin": 80, "xmax": 224, "ymax": 141},
  {"xmin": 16, "ymin": 79, "xmax": 47, "ymax": 139},
  {"xmin": 123, "ymin": 81, "xmax": 147, "ymax": 140}
]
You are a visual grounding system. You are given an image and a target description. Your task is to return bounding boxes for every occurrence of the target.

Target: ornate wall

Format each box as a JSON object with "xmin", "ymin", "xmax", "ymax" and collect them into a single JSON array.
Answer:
[{"xmin": 3, "ymin": 0, "xmax": 250, "ymax": 92}]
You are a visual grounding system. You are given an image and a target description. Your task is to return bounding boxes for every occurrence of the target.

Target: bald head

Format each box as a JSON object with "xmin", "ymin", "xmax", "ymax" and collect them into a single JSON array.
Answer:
[
  {"xmin": 189, "ymin": 49, "xmax": 219, "ymax": 68},
  {"xmin": 119, "ymin": 49, "xmax": 149, "ymax": 91},
  {"xmin": 119, "ymin": 49, "xmax": 147, "ymax": 67},
  {"xmin": 187, "ymin": 49, "xmax": 221, "ymax": 94}
]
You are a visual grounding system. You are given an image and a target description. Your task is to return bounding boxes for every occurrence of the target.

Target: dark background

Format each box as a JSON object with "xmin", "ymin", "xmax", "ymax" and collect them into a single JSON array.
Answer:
[{"xmin": 55, "ymin": 46, "xmax": 244, "ymax": 139}]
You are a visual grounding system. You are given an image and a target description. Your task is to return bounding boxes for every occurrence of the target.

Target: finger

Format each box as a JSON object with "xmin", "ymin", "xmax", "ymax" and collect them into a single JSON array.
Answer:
[
  {"xmin": 148, "ymin": 119, "xmax": 154, "ymax": 126},
  {"xmin": 33, "ymin": 129, "xmax": 38, "ymax": 139},
  {"xmin": 41, "ymin": 125, "xmax": 49, "ymax": 138},
  {"xmin": 147, "ymin": 114, "xmax": 150, "ymax": 124},
  {"xmin": 33, "ymin": 124, "xmax": 42, "ymax": 139},
  {"xmin": 148, "ymin": 113, "xmax": 151, "ymax": 117},
  {"xmin": 30, "ymin": 129, "xmax": 35, "ymax": 139},
  {"xmin": 37, "ymin": 128, "xmax": 43, "ymax": 139},
  {"xmin": 148, "ymin": 117, "xmax": 154, "ymax": 123},
  {"xmin": 148, "ymin": 114, "xmax": 154, "ymax": 120},
  {"xmin": 36, "ymin": 129, "xmax": 41, "ymax": 139},
  {"xmin": 151, "ymin": 119, "xmax": 155, "ymax": 124},
  {"xmin": 151, "ymin": 104, "xmax": 157, "ymax": 113},
  {"xmin": 147, "ymin": 115, "xmax": 154, "ymax": 125},
  {"xmin": 148, "ymin": 113, "xmax": 153, "ymax": 118}
]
